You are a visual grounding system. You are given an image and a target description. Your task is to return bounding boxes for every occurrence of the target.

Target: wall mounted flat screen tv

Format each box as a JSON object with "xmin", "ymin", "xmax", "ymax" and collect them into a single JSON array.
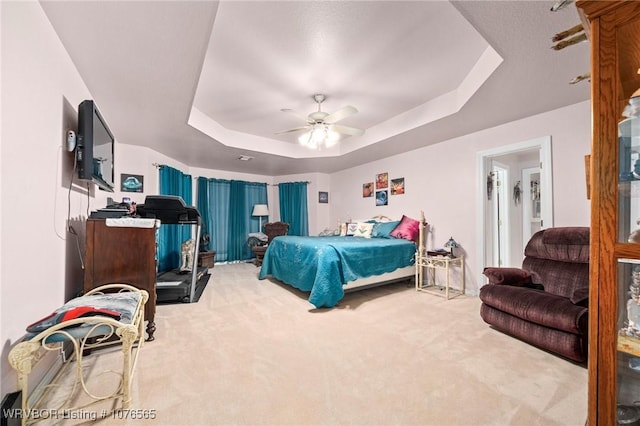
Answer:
[{"xmin": 77, "ymin": 100, "xmax": 115, "ymax": 192}]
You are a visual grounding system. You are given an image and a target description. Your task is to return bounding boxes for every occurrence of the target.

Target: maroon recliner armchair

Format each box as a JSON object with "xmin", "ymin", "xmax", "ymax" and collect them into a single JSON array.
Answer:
[{"xmin": 479, "ymin": 227, "xmax": 590, "ymax": 363}]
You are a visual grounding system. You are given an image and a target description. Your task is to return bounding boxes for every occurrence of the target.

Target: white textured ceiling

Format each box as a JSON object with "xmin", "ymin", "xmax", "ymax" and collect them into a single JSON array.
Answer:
[
  {"xmin": 40, "ymin": 0, "xmax": 590, "ymax": 176},
  {"xmin": 192, "ymin": 1, "xmax": 495, "ymax": 156}
]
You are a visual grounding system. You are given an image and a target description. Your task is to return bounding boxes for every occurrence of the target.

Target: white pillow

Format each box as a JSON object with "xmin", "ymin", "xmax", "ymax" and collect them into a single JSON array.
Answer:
[
  {"xmin": 353, "ymin": 222, "xmax": 374, "ymax": 238},
  {"xmin": 346, "ymin": 223, "xmax": 359, "ymax": 236}
]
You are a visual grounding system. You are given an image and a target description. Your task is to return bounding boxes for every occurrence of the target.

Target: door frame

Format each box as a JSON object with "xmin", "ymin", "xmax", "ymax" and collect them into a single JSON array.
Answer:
[{"xmin": 476, "ymin": 136, "xmax": 553, "ymax": 287}]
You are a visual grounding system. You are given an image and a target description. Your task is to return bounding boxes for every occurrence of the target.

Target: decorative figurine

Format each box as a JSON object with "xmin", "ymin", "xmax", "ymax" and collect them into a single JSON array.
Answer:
[
  {"xmin": 180, "ymin": 238, "xmax": 195, "ymax": 272},
  {"xmin": 623, "ymin": 267, "xmax": 640, "ymax": 338},
  {"xmin": 513, "ymin": 181, "xmax": 521, "ymax": 206}
]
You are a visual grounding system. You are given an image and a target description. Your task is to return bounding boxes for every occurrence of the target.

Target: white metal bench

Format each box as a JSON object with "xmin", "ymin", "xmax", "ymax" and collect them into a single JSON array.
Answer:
[{"xmin": 8, "ymin": 284, "xmax": 147, "ymax": 425}]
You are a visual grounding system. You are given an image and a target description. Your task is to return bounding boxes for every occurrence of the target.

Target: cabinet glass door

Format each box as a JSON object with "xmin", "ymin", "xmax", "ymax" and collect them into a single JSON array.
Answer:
[
  {"xmin": 618, "ymin": 18, "xmax": 640, "ymax": 244},
  {"xmin": 618, "ymin": 260, "xmax": 640, "ymax": 422},
  {"xmin": 619, "ymin": 104, "xmax": 640, "ymax": 243},
  {"xmin": 617, "ymin": 16, "xmax": 640, "ymax": 423}
]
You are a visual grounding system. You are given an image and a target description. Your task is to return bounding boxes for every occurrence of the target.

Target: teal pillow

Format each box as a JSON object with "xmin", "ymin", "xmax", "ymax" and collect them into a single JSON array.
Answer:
[{"xmin": 372, "ymin": 221, "xmax": 400, "ymax": 238}]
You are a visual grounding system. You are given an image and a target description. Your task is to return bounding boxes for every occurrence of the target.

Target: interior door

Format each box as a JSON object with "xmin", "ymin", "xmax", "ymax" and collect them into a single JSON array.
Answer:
[
  {"xmin": 522, "ymin": 167, "xmax": 542, "ymax": 243},
  {"xmin": 491, "ymin": 162, "xmax": 509, "ymax": 267}
]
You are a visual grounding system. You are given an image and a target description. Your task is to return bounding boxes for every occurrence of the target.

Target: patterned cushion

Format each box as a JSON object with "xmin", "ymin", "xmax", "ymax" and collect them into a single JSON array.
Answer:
[
  {"xmin": 345, "ymin": 223, "xmax": 359, "ymax": 236},
  {"xmin": 353, "ymin": 222, "xmax": 374, "ymax": 238},
  {"xmin": 26, "ymin": 292, "xmax": 140, "ymax": 333}
]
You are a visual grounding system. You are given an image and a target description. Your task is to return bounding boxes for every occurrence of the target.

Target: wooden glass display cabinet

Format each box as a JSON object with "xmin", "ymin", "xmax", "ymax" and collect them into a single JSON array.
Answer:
[{"xmin": 577, "ymin": 1, "xmax": 640, "ymax": 423}]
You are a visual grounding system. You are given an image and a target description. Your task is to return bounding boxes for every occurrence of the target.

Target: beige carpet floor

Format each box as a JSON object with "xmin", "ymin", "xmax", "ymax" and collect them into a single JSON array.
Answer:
[{"xmin": 42, "ymin": 262, "xmax": 588, "ymax": 426}]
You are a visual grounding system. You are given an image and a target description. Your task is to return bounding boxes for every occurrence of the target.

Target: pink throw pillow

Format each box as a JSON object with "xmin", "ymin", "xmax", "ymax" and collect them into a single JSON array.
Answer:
[{"xmin": 389, "ymin": 215, "xmax": 421, "ymax": 241}]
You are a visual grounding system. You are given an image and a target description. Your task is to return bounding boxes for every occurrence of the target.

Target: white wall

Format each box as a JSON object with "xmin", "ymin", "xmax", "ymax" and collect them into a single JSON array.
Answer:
[
  {"xmin": 330, "ymin": 100, "xmax": 591, "ymax": 295},
  {"xmin": 1, "ymin": 1, "xmax": 94, "ymax": 393}
]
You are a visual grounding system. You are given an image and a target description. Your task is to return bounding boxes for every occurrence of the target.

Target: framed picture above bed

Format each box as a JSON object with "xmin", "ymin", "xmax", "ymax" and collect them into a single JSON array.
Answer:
[
  {"xmin": 391, "ymin": 178, "xmax": 405, "ymax": 195},
  {"xmin": 363, "ymin": 182, "xmax": 374, "ymax": 198},
  {"xmin": 376, "ymin": 190, "xmax": 388, "ymax": 206},
  {"xmin": 319, "ymin": 191, "xmax": 329, "ymax": 203},
  {"xmin": 376, "ymin": 172, "xmax": 388, "ymax": 189}
]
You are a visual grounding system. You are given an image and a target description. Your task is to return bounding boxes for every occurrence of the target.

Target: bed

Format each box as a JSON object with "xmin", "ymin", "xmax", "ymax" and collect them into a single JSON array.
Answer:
[{"xmin": 258, "ymin": 213, "xmax": 425, "ymax": 308}]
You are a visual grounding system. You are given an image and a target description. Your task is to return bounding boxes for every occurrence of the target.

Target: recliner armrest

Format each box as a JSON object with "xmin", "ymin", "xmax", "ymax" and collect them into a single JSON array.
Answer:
[
  {"xmin": 570, "ymin": 287, "xmax": 589, "ymax": 307},
  {"xmin": 483, "ymin": 267, "xmax": 533, "ymax": 286}
]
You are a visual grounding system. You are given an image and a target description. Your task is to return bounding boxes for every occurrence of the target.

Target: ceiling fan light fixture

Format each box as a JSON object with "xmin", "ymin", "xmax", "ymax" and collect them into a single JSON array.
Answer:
[
  {"xmin": 324, "ymin": 127, "xmax": 340, "ymax": 147},
  {"xmin": 298, "ymin": 124, "xmax": 340, "ymax": 150},
  {"xmin": 284, "ymin": 94, "xmax": 363, "ymax": 149},
  {"xmin": 311, "ymin": 125, "xmax": 326, "ymax": 143},
  {"xmin": 298, "ymin": 132, "xmax": 309, "ymax": 146}
]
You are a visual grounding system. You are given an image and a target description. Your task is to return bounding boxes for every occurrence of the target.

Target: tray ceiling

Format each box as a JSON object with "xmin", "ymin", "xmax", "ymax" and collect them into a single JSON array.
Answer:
[{"xmin": 40, "ymin": 1, "xmax": 590, "ymax": 175}]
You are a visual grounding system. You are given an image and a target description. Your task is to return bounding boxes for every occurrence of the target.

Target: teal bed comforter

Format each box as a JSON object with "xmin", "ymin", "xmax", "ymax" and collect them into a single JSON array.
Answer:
[{"xmin": 258, "ymin": 236, "xmax": 416, "ymax": 308}]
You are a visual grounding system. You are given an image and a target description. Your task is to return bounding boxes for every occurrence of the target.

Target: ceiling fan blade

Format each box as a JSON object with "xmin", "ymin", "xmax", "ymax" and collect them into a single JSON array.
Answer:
[
  {"xmin": 274, "ymin": 126, "xmax": 310, "ymax": 135},
  {"xmin": 324, "ymin": 105, "xmax": 358, "ymax": 124},
  {"xmin": 281, "ymin": 108, "xmax": 314, "ymax": 124},
  {"xmin": 332, "ymin": 124, "xmax": 364, "ymax": 137}
]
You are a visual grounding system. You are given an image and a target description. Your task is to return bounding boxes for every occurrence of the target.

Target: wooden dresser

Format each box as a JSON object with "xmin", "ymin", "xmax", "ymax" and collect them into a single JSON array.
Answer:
[{"xmin": 84, "ymin": 218, "xmax": 158, "ymax": 340}]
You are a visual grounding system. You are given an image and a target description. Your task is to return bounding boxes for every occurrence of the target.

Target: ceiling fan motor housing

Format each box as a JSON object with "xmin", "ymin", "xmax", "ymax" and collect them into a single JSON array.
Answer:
[{"xmin": 309, "ymin": 111, "xmax": 329, "ymax": 122}]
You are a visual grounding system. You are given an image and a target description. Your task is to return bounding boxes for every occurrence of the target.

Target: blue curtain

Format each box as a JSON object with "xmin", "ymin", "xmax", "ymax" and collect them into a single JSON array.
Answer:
[
  {"xmin": 197, "ymin": 178, "xmax": 267, "ymax": 262},
  {"xmin": 196, "ymin": 177, "xmax": 211, "ymax": 251},
  {"xmin": 279, "ymin": 181, "xmax": 309, "ymax": 236},
  {"xmin": 158, "ymin": 165, "xmax": 192, "ymax": 272}
]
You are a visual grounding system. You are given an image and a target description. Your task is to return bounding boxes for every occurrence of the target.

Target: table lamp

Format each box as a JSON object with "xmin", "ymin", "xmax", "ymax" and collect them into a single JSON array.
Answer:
[
  {"xmin": 444, "ymin": 237, "xmax": 459, "ymax": 258},
  {"xmin": 252, "ymin": 204, "xmax": 269, "ymax": 231}
]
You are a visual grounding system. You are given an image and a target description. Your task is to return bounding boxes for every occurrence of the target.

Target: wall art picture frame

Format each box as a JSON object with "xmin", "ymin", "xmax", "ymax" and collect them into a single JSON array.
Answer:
[
  {"xmin": 391, "ymin": 177, "xmax": 405, "ymax": 195},
  {"xmin": 376, "ymin": 172, "xmax": 388, "ymax": 189},
  {"xmin": 363, "ymin": 182, "xmax": 374, "ymax": 198},
  {"xmin": 376, "ymin": 190, "xmax": 388, "ymax": 206},
  {"xmin": 120, "ymin": 173, "xmax": 144, "ymax": 193},
  {"xmin": 319, "ymin": 191, "xmax": 329, "ymax": 204}
]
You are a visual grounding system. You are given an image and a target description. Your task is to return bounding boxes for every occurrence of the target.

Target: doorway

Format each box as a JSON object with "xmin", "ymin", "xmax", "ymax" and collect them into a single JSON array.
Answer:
[{"xmin": 476, "ymin": 136, "xmax": 553, "ymax": 282}]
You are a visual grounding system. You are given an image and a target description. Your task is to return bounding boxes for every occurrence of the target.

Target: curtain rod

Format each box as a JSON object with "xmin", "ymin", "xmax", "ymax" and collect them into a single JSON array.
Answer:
[
  {"xmin": 155, "ymin": 167, "xmax": 312, "ymax": 185},
  {"xmin": 193, "ymin": 177, "xmax": 311, "ymax": 185},
  {"xmin": 273, "ymin": 181, "xmax": 311, "ymax": 185}
]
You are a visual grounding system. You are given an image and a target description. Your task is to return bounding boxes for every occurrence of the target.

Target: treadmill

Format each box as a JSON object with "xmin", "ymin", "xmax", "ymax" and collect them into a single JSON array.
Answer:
[{"xmin": 137, "ymin": 195, "xmax": 209, "ymax": 303}]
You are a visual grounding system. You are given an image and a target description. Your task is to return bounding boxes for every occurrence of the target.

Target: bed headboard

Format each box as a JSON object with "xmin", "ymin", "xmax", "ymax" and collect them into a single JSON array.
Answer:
[
  {"xmin": 370, "ymin": 215, "xmax": 393, "ymax": 222},
  {"xmin": 418, "ymin": 210, "xmax": 426, "ymax": 256}
]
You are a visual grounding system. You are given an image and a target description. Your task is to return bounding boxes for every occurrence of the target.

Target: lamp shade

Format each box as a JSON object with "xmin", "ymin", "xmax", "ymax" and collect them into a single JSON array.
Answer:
[
  {"xmin": 444, "ymin": 236, "xmax": 459, "ymax": 257},
  {"xmin": 252, "ymin": 204, "xmax": 269, "ymax": 217},
  {"xmin": 444, "ymin": 237, "xmax": 459, "ymax": 249}
]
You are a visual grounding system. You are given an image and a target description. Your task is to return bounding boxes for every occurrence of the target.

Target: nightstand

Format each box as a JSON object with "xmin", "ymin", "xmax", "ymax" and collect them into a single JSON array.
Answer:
[
  {"xmin": 415, "ymin": 254, "xmax": 465, "ymax": 299},
  {"xmin": 252, "ymin": 245, "xmax": 267, "ymax": 266},
  {"xmin": 198, "ymin": 250, "xmax": 216, "ymax": 268}
]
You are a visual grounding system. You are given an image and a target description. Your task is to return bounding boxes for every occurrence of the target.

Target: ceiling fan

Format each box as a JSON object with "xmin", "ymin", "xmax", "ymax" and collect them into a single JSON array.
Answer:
[{"xmin": 276, "ymin": 94, "xmax": 365, "ymax": 149}]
